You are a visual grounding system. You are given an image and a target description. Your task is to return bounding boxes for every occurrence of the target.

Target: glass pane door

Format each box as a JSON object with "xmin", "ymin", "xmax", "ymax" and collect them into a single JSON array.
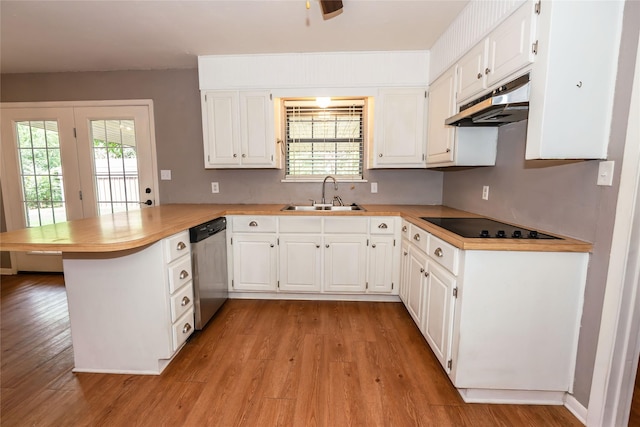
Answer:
[{"xmin": 74, "ymin": 105, "xmax": 156, "ymax": 219}]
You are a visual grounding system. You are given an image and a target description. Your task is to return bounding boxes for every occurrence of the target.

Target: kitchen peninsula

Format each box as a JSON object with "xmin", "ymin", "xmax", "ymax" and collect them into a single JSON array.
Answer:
[{"xmin": 0, "ymin": 204, "xmax": 592, "ymax": 404}]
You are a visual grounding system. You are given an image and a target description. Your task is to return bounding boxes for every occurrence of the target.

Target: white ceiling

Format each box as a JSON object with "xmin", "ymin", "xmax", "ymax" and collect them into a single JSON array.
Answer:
[{"xmin": 0, "ymin": 0, "xmax": 468, "ymax": 74}]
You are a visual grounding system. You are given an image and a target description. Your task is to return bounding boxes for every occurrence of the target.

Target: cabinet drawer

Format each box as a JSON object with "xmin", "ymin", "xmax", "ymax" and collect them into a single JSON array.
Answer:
[
  {"xmin": 401, "ymin": 219, "xmax": 411, "ymax": 240},
  {"xmin": 164, "ymin": 231, "xmax": 190, "ymax": 263},
  {"xmin": 409, "ymin": 224, "xmax": 429, "ymax": 254},
  {"xmin": 279, "ymin": 216, "xmax": 322, "ymax": 233},
  {"xmin": 428, "ymin": 234, "xmax": 459, "ymax": 275},
  {"xmin": 172, "ymin": 309, "xmax": 194, "ymax": 352},
  {"xmin": 168, "ymin": 256, "xmax": 192, "ymax": 294},
  {"xmin": 324, "ymin": 217, "xmax": 368, "ymax": 234},
  {"xmin": 170, "ymin": 282, "xmax": 194, "ymax": 323},
  {"xmin": 232, "ymin": 216, "xmax": 277, "ymax": 233},
  {"xmin": 370, "ymin": 217, "xmax": 396, "ymax": 234}
]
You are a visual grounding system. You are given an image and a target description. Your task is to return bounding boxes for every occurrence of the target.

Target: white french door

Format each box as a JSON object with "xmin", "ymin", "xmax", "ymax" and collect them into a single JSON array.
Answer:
[{"xmin": 0, "ymin": 101, "xmax": 158, "ymax": 272}]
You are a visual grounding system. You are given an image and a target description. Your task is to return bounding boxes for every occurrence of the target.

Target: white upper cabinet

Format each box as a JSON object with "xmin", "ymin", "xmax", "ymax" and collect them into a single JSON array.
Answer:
[
  {"xmin": 427, "ymin": 68, "xmax": 498, "ymax": 167},
  {"xmin": 456, "ymin": 1, "xmax": 537, "ymax": 105},
  {"xmin": 201, "ymin": 90, "xmax": 278, "ymax": 168},
  {"xmin": 525, "ymin": 0, "xmax": 623, "ymax": 159},
  {"xmin": 426, "ymin": 68, "xmax": 456, "ymax": 165},
  {"xmin": 371, "ymin": 88, "xmax": 427, "ymax": 168}
]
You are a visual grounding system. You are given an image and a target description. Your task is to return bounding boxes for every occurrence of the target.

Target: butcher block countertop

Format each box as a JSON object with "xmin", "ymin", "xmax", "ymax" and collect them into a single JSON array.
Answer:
[{"xmin": 0, "ymin": 204, "xmax": 592, "ymax": 253}]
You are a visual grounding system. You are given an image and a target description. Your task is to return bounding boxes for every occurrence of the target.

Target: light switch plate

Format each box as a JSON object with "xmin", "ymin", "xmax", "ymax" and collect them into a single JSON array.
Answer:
[
  {"xmin": 597, "ymin": 161, "xmax": 615, "ymax": 186},
  {"xmin": 482, "ymin": 186, "xmax": 489, "ymax": 200},
  {"xmin": 211, "ymin": 182, "xmax": 219, "ymax": 193},
  {"xmin": 371, "ymin": 182, "xmax": 378, "ymax": 193},
  {"xmin": 160, "ymin": 170, "xmax": 171, "ymax": 180}
]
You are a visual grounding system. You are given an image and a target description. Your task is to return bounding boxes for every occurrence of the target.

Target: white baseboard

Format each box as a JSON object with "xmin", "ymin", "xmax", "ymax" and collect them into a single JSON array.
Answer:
[
  {"xmin": 564, "ymin": 394, "xmax": 587, "ymax": 425},
  {"xmin": 0, "ymin": 267, "xmax": 17, "ymax": 275},
  {"xmin": 229, "ymin": 291, "xmax": 401, "ymax": 302},
  {"xmin": 457, "ymin": 388, "xmax": 566, "ymax": 405}
]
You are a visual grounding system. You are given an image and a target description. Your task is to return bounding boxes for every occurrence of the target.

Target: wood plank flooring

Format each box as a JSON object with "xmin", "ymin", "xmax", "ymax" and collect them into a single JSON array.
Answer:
[{"xmin": 1, "ymin": 273, "xmax": 585, "ymax": 426}]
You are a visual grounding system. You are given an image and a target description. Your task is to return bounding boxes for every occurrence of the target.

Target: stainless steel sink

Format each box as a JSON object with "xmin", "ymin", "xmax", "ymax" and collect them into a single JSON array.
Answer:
[{"xmin": 281, "ymin": 204, "xmax": 365, "ymax": 212}]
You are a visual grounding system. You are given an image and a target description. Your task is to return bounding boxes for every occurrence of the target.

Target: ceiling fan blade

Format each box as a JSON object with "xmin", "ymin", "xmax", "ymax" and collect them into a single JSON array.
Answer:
[{"xmin": 320, "ymin": 0, "xmax": 343, "ymax": 19}]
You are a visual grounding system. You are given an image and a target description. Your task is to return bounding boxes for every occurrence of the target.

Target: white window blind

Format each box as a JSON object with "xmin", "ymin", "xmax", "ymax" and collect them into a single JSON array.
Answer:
[{"xmin": 284, "ymin": 99, "xmax": 365, "ymax": 180}]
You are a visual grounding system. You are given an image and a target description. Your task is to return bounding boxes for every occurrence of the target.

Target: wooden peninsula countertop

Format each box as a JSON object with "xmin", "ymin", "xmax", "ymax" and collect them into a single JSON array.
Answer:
[{"xmin": 0, "ymin": 204, "xmax": 592, "ymax": 253}]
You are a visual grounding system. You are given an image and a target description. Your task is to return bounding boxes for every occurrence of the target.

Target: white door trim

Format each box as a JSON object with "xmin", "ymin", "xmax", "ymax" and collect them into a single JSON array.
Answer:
[{"xmin": 587, "ymin": 34, "xmax": 640, "ymax": 427}]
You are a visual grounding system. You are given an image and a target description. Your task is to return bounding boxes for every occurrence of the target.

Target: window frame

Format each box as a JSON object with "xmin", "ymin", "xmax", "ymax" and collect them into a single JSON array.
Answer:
[{"xmin": 281, "ymin": 98, "xmax": 368, "ymax": 183}]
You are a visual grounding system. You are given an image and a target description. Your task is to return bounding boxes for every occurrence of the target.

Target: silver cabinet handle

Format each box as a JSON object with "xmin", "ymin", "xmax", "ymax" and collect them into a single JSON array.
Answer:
[
  {"xmin": 176, "ymin": 241, "xmax": 187, "ymax": 251},
  {"xmin": 477, "ymin": 72, "xmax": 482, "ymax": 79},
  {"xmin": 372, "ymin": 244, "xmax": 377, "ymax": 248},
  {"xmin": 181, "ymin": 296, "xmax": 190, "ymax": 306},
  {"xmin": 249, "ymin": 221, "xmax": 258, "ymax": 227},
  {"xmin": 485, "ymin": 67, "xmax": 491, "ymax": 74},
  {"xmin": 434, "ymin": 248, "xmax": 444, "ymax": 257},
  {"xmin": 379, "ymin": 153, "xmax": 383, "ymax": 157},
  {"xmin": 179, "ymin": 270, "xmax": 189, "ymax": 280},
  {"xmin": 402, "ymin": 225, "xmax": 407, "ymax": 232},
  {"xmin": 378, "ymin": 223, "xmax": 388, "ymax": 229},
  {"xmin": 420, "ymin": 267, "xmax": 425, "ymax": 273},
  {"xmin": 413, "ymin": 233, "xmax": 420, "ymax": 242},
  {"xmin": 182, "ymin": 323, "xmax": 192, "ymax": 334}
]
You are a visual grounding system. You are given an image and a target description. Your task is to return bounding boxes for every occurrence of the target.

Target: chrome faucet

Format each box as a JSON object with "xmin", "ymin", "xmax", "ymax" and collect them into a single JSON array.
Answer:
[
  {"xmin": 321, "ymin": 175, "xmax": 338, "ymax": 204},
  {"xmin": 333, "ymin": 195, "xmax": 344, "ymax": 206}
]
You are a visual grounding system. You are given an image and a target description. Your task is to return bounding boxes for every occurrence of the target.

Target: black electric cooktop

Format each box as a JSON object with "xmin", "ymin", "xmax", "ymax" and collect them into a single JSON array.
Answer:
[{"xmin": 420, "ymin": 217, "xmax": 560, "ymax": 240}]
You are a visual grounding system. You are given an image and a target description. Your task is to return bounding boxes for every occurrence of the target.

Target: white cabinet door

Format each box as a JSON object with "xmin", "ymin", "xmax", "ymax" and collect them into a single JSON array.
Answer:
[
  {"xmin": 239, "ymin": 91, "xmax": 275, "ymax": 167},
  {"xmin": 421, "ymin": 262, "xmax": 456, "ymax": 372},
  {"xmin": 278, "ymin": 234, "xmax": 322, "ymax": 292},
  {"xmin": 372, "ymin": 88, "xmax": 426, "ymax": 168},
  {"xmin": 324, "ymin": 235, "xmax": 367, "ymax": 293},
  {"xmin": 456, "ymin": 40, "xmax": 488, "ymax": 104},
  {"xmin": 202, "ymin": 91, "xmax": 240, "ymax": 167},
  {"xmin": 202, "ymin": 90, "xmax": 277, "ymax": 168},
  {"xmin": 486, "ymin": 1, "xmax": 536, "ymax": 88},
  {"xmin": 426, "ymin": 68, "xmax": 456, "ymax": 165},
  {"xmin": 231, "ymin": 234, "xmax": 277, "ymax": 291},
  {"xmin": 367, "ymin": 235, "xmax": 395, "ymax": 294},
  {"xmin": 399, "ymin": 239, "xmax": 411, "ymax": 304},
  {"xmin": 406, "ymin": 247, "xmax": 427, "ymax": 325}
]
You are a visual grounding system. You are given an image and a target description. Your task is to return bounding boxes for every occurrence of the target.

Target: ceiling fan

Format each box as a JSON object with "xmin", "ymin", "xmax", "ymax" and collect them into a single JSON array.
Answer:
[{"xmin": 306, "ymin": 0, "xmax": 344, "ymax": 20}]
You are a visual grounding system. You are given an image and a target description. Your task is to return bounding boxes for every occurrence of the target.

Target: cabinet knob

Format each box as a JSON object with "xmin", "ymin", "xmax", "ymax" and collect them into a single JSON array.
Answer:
[
  {"xmin": 179, "ymin": 270, "xmax": 189, "ymax": 280},
  {"xmin": 378, "ymin": 223, "xmax": 388, "ymax": 229},
  {"xmin": 242, "ymin": 154, "xmax": 246, "ymax": 158},
  {"xmin": 270, "ymin": 244, "xmax": 274, "ymax": 248},
  {"xmin": 425, "ymin": 272, "xmax": 430, "ymax": 278},
  {"xmin": 233, "ymin": 154, "xmax": 238, "ymax": 158},
  {"xmin": 420, "ymin": 267, "xmax": 425, "ymax": 273},
  {"xmin": 446, "ymin": 148, "xmax": 451, "ymax": 153},
  {"xmin": 316, "ymin": 244, "xmax": 320, "ymax": 248},
  {"xmin": 181, "ymin": 296, "xmax": 190, "ymax": 306},
  {"xmin": 326, "ymin": 244, "xmax": 330, "ymax": 248},
  {"xmin": 176, "ymin": 241, "xmax": 187, "ymax": 251},
  {"xmin": 413, "ymin": 234, "xmax": 420, "ymax": 242},
  {"xmin": 402, "ymin": 225, "xmax": 407, "ymax": 232},
  {"xmin": 485, "ymin": 67, "xmax": 491, "ymax": 75},
  {"xmin": 249, "ymin": 221, "xmax": 258, "ymax": 227},
  {"xmin": 477, "ymin": 73, "xmax": 482, "ymax": 79},
  {"xmin": 403, "ymin": 251, "xmax": 408, "ymax": 256},
  {"xmin": 182, "ymin": 323, "xmax": 192, "ymax": 334},
  {"xmin": 379, "ymin": 153, "xmax": 383, "ymax": 157},
  {"xmin": 372, "ymin": 244, "xmax": 377, "ymax": 248},
  {"xmin": 434, "ymin": 247, "xmax": 444, "ymax": 257}
]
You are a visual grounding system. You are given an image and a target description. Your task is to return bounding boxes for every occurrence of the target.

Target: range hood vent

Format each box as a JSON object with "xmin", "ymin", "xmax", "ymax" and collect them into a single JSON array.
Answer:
[{"xmin": 445, "ymin": 74, "xmax": 530, "ymax": 127}]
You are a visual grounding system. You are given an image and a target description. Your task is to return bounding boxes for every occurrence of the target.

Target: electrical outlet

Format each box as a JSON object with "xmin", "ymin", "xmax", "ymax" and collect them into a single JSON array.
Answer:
[
  {"xmin": 160, "ymin": 170, "xmax": 171, "ymax": 180},
  {"xmin": 597, "ymin": 161, "xmax": 615, "ymax": 186},
  {"xmin": 482, "ymin": 186, "xmax": 489, "ymax": 200},
  {"xmin": 211, "ymin": 182, "xmax": 219, "ymax": 193},
  {"xmin": 371, "ymin": 182, "xmax": 378, "ymax": 193}
]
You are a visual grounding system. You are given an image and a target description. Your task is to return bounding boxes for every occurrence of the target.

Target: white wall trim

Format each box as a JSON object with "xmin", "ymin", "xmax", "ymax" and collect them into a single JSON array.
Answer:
[
  {"xmin": 0, "ymin": 99, "xmax": 155, "ymax": 109},
  {"xmin": 565, "ymin": 394, "xmax": 588, "ymax": 425},
  {"xmin": 587, "ymin": 30, "xmax": 640, "ymax": 427}
]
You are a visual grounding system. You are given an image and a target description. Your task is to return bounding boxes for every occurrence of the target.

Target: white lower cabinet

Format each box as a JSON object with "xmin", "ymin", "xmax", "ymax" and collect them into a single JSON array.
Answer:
[
  {"xmin": 324, "ymin": 234, "xmax": 368, "ymax": 293},
  {"xmin": 399, "ymin": 221, "xmax": 589, "ymax": 404},
  {"xmin": 231, "ymin": 233, "xmax": 277, "ymax": 291},
  {"xmin": 62, "ymin": 230, "xmax": 194, "ymax": 374},
  {"xmin": 227, "ymin": 215, "xmax": 399, "ymax": 296},
  {"xmin": 278, "ymin": 234, "xmax": 322, "ymax": 292}
]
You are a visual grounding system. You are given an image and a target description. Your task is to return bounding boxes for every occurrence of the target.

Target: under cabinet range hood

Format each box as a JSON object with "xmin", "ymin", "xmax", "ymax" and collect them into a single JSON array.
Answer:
[{"xmin": 445, "ymin": 74, "xmax": 530, "ymax": 127}]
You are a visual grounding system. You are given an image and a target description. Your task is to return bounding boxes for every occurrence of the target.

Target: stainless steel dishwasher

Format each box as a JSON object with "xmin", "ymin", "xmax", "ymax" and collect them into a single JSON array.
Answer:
[{"xmin": 189, "ymin": 217, "xmax": 228, "ymax": 330}]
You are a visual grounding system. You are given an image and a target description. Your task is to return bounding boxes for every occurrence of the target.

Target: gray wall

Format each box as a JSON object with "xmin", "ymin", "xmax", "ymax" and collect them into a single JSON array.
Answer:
[
  {"xmin": 0, "ymin": 70, "xmax": 444, "ymax": 206},
  {"xmin": 443, "ymin": 0, "xmax": 639, "ymax": 406}
]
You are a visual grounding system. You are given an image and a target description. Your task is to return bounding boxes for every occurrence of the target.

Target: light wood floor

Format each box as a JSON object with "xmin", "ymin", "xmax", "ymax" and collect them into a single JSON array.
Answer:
[{"xmin": 1, "ymin": 273, "xmax": 586, "ymax": 426}]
